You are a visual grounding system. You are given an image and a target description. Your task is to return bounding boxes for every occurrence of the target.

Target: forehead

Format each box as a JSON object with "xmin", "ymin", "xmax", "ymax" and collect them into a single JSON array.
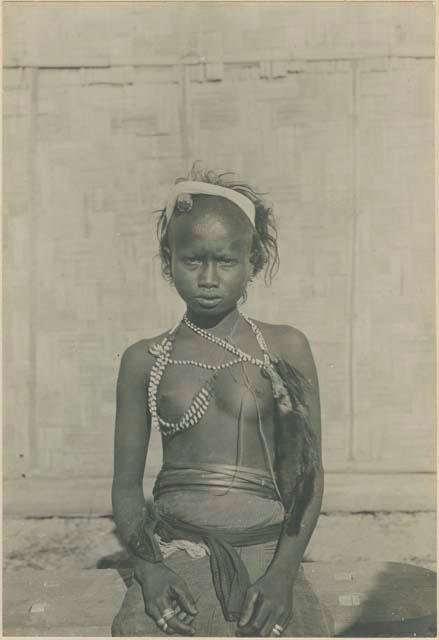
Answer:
[{"xmin": 168, "ymin": 199, "xmax": 253, "ymax": 253}]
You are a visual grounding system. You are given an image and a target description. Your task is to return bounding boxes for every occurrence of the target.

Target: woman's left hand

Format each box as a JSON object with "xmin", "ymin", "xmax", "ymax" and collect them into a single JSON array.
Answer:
[{"xmin": 236, "ymin": 569, "xmax": 294, "ymax": 637}]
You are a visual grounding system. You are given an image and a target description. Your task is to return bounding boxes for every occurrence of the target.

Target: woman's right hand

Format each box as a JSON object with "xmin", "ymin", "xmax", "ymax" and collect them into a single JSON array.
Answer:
[{"xmin": 134, "ymin": 559, "xmax": 198, "ymax": 635}]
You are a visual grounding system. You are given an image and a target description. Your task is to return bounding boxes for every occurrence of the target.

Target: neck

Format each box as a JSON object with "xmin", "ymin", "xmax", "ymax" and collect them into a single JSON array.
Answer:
[{"xmin": 185, "ymin": 306, "xmax": 241, "ymax": 334}]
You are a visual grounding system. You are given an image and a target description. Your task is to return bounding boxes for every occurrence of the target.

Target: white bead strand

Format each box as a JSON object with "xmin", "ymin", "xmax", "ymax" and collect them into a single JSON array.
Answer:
[{"xmin": 147, "ymin": 312, "xmax": 275, "ymax": 438}]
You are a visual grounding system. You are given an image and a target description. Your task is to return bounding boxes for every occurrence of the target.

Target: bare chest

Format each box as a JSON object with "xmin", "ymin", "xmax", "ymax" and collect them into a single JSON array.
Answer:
[
  {"xmin": 154, "ymin": 335, "xmax": 275, "ymax": 422},
  {"xmin": 160, "ymin": 364, "xmax": 274, "ymax": 420}
]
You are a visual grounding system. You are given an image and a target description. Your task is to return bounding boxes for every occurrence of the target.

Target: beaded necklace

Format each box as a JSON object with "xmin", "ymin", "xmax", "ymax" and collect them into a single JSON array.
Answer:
[{"xmin": 147, "ymin": 312, "xmax": 281, "ymax": 437}]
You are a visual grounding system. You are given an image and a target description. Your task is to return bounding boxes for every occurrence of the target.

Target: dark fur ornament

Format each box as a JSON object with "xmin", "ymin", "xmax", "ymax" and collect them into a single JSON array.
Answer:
[{"xmin": 272, "ymin": 358, "xmax": 321, "ymax": 536}]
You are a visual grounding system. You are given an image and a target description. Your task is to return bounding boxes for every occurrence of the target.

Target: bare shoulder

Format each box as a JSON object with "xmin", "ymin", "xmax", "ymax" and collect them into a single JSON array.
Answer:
[
  {"xmin": 118, "ymin": 331, "xmax": 169, "ymax": 384},
  {"xmin": 251, "ymin": 319, "xmax": 316, "ymax": 380},
  {"xmin": 251, "ymin": 319, "xmax": 311, "ymax": 355}
]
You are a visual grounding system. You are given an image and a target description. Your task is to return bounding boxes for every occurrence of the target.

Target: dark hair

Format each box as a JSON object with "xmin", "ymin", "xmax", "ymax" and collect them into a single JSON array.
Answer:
[{"xmin": 156, "ymin": 164, "xmax": 280, "ymax": 285}]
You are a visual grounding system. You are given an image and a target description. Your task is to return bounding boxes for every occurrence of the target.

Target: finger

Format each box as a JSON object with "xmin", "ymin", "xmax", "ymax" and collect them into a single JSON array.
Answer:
[
  {"xmin": 166, "ymin": 614, "xmax": 195, "ymax": 636},
  {"xmin": 166, "ymin": 619, "xmax": 182, "ymax": 636},
  {"xmin": 262, "ymin": 615, "xmax": 279, "ymax": 637},
  {"xmin": 178, "ymin": 610, "xmax": 190, "ymax": 622},
  {"xmin": 156, "ymin": 595, "xmax": 175, "ymax": 616},
  {"xmin": 154, "ymin": 594, "xmax": 193, "ymax": 635},
  {"xmin": 165, "ymin": 625, "xmax": 176, "ymax": 636},
  {"xmin": 172, "ymin": 583, "xmax": 198, "ymax": 616},
  {"xmin": 262, "ymin": 612, "xmax": 289, "ymax": 638},
  {"xmin": 173, "ymin": 604, "xmax": 188, "ymax": 619},
  {"xmin": 173, "ymin": 604, "xmax": 184, "ymax": 619},
  {"xmin": 145, "ymin": 601, "xmax": 161, "ymax": 620},
  {"xmin": 144, "ymin": 601, "xmax": 166, "ymax": 631},
  {"xmin": 238, "ymin": 590, "xmax": 259, "ymax": 627},
  {"xmin": 156, "ymin": 598, "xmax": 195, "ymax": 636},
  {"xmin": 182, "ymin": 613, "xmax": 195, "ymax": 625},
  {"xmin": 240, "ymin": 602, "xmax": 270, "ymax": 636},
  {"xmin": 268, "ymin": 625, "xmax": 284, "ymax": 638}
]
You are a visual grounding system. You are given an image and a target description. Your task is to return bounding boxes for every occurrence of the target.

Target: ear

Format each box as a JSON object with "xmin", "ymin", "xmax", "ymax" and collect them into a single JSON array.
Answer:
[
  {"xmin": 248, "ymin": 253, "xmax": 258, "ymax": 278},
  {"xmin": 161, "ymin": 246, "xmax": 172, "ymax": 278},
  {"xmin": 249, "ymin": 242, "xmax": 263, "ymax": 278}
]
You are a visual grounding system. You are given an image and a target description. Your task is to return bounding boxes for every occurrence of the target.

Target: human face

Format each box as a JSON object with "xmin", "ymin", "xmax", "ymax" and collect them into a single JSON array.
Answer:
[{"xmin": 167, "ymin": 207, "xmax": 253, "ymax": 320}]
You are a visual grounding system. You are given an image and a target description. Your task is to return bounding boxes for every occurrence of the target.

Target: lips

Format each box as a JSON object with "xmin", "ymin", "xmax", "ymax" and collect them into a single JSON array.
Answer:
[{"xmin": 195, "ymin": 296, "xmax": 222, "ymax": 307}]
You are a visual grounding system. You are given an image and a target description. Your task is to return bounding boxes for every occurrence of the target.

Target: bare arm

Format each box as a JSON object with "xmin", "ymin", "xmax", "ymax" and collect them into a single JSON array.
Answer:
[
  {"xmin": 267, "ymin": 328, "xmax": 323, "ymax": 577},
  {"xmin": 112, "ymin": 341, "xmax": 197, "ymax": 635},
  {"xmin": 238, "ymin": 328, "xmax": 323, "ymax": 636},
  {"xmin": 112, "ymin": 342, "xmax": 151, "ymax": 545}
]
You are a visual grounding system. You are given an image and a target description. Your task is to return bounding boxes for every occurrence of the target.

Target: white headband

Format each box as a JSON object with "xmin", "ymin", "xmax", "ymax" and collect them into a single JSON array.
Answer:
[{"xmin": 164, "ymin": 181, "xmax": 255, "ymax": 226}]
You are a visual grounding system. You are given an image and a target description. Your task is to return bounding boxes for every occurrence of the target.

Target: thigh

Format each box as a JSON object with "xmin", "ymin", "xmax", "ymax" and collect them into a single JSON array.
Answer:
[
  {"xmin": 111, "ymin": 551, "xmax": 335, "ymax": 637},
  {"xmin": 111, "ymin": 552, "xmax": 237, "ymax": 637},
  {"xmin": 238, "ymin": 545, "xmax": 335, "ymax": 637}
]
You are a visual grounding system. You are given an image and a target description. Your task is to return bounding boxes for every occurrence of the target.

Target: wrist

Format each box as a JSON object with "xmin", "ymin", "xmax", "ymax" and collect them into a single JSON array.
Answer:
[
  {"xmin": 133, "ymin": 556, "xmax": 166, "ymax": 577},
  {"xmin": 266, "ymin": 556, "xmax": 300, "ymax": 582},
  {"xmin": 127, "ymin": 519, "xmax": 163, "ymax": 563}
]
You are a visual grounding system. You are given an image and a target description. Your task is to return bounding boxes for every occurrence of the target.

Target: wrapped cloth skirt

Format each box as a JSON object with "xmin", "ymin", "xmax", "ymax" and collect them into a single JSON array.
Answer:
[
  {"xmin": 112, "ymin": 469, "xmax": 334, "ymax": 637},
  {"xmin": 111, "ymin": 541, "xmax": 334, "ymax": 637}
]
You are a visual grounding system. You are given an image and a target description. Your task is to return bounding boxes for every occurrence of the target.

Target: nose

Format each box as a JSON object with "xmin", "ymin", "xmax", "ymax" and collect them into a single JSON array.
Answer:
[{"xmin": 198, "ymin": 262, "xmax": 219, "ymax": 288}]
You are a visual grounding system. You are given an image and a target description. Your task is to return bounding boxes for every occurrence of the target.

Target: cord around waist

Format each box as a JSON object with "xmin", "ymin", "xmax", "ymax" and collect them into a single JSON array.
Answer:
[{"xmin": 153, "ymin": 462, "xmax": 278, "ymax": 501}]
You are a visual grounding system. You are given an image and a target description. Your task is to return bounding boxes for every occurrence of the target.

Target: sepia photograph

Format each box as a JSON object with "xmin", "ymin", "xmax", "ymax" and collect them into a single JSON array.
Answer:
[{"xmin": 3, "ymin": 1, "xmax": 437, "ymax": 637}]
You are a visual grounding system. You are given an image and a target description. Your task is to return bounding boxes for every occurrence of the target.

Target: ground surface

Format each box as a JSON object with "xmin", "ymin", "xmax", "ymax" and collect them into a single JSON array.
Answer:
[{"xmin": 4, "ymin": 513, "xmax": 436, "ymax": 572}]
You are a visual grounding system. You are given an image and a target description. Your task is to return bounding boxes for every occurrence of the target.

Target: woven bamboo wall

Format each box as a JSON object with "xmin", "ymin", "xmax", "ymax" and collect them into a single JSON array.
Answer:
[{"xmin": 3, "ymin": 2, "xmax": 435, "ymax": 514}]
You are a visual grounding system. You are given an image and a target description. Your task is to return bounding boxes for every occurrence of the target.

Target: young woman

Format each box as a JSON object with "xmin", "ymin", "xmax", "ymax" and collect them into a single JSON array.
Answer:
[{"xmin": 111, "ymin": 167, "xmax": 331, "ymax": 637}]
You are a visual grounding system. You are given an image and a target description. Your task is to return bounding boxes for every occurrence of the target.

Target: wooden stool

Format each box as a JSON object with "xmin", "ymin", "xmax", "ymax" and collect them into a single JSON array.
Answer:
[{"xmin": 3, "ymin": 563, "xmax": 436, "ymax": 636}]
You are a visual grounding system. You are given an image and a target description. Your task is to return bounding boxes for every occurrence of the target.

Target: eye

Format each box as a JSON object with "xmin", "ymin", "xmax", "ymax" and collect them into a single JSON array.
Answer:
[
  {"xmin": 218, "ymin": 257, "xmax": 236, "ymax": 266},
  {"xmin": 182, "ymin": 257, "xmax": 202, "ymax": 266}
]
